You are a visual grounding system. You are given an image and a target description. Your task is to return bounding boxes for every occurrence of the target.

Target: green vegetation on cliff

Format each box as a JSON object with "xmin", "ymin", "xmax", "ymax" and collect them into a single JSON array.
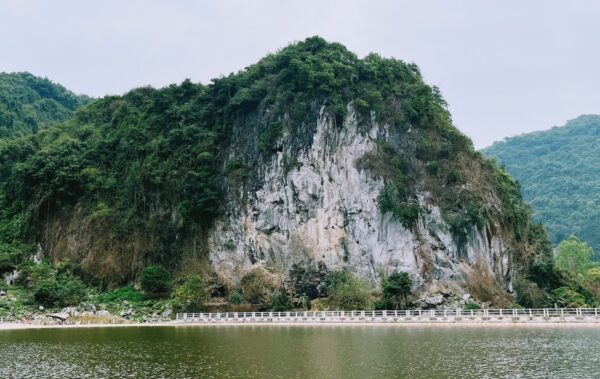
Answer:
[{"xmin": 483, "ymin": 115, "xmax": 600, "ymax": 255}]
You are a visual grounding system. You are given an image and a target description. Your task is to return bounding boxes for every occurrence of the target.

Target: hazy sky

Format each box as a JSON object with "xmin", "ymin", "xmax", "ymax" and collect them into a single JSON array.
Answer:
[{"xmin": 1, "ymin": 0, "xmax": 599, "ymax": 147}]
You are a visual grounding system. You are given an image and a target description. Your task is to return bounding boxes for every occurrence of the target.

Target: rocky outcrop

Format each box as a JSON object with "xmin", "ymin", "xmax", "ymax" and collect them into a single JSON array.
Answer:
[{"xmin": 209, "ymin": 106, "xmax": 511, "ymax": 294}]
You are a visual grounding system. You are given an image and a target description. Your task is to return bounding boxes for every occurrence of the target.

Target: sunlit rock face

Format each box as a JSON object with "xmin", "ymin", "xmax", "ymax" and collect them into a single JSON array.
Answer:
[{"xmin": 209, "ymin": 107, "xmax": 511, "ymax": 293}]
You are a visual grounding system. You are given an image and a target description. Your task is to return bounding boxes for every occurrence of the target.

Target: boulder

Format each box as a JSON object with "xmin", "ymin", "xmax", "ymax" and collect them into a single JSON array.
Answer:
[
  {"xmin": 83, "ymin": 303, "xmax": 97, "ymax": 312},
  {"xmin": 48, "ymin": 313, "xmax": 70, "ymax": 322},
  {"xmin": 424, "ymin": 294, "xmax": 444, "ymax": 306},
  {"xmin": 61, "ymin": 307, "xmax": 79, "ymax": 317},
  {"xmin": 119, "ymin": 309, "xmax": 133, "ymax": 317}
]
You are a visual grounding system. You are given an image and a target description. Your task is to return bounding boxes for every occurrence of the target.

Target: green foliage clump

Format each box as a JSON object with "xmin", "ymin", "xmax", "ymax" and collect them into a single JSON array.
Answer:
[
  {"xmin": 587, "ymin": 267, "xmax": 600, "ymax": 284},
  {"xmin": 228, "ymin": 291, "xmax": 243, "ymax": 305},
  {"xmin": 483, "ymin": 115, "xmax": 600, "ymax": 255},
  {"xmin": 381, "ymin": 272, "xmax": 412, "ymax": 309},
  {"xmin": 170, "ymin": 274, "xmax": 207, "ymax": 312},
  {"xmin": 463, "ymin": 302, "xmax": 481, "ymax": 310},
  {"xmin": 96, "ymin": 286, "xmax": 143, "ymax": 304},
  {"xmin": 240, "ymin": 268, "xmax": 276, "ymax": 305},
  {"xmin": 140, "ymin": 265, "xmax": 172, "ymax": 298},
  {"xmin": 326, "ymin": 271, "xmax": 372, "ymax": 310},
  {"xmin": 257, "ymin": 122, "xmax": 283, "ymax": 153},
  {"xmin": 33, "ymin": 275, "xmax": 88, "ymax": 308},
  {"xmin": 544, "ymin": 287, "xmax": 588, "ymax": 308},
  {"xmin": 359, "ymin": 142, "xmax": 420, "ymax": 228},
  {"xmin": 554, "ymin": 236, "xmax": 595, "ymax": 279},
  {"xmin": 270, "ymin": 290, "xmax": 293, "ymax": 311}
]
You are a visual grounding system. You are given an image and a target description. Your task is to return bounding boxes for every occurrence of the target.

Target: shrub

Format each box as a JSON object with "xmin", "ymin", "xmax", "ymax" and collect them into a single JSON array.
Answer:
[
  {"xmin": 425, "ymin": 161, "xmax": 440, "ymax": 176},
  {"xmin": 0, "ymin": 258, "xmax": 16, "ymax": 276},
  {"xmin": 270, "ymin": 290, "xmax": 293, "ymax": 311},
  {"xmin": 463, "ymin": 302, "xmax": 481, "ymax": 310},
  {"xmin": 33, "ymin": 275, "xmax": 88, "ymax": 308},
  {"xmin": 170, "ymin": 275, "xmax": 207, "ymax": 312},
  {"xmin": 257, "ymin": 122, "xmax": 283, "ymax": 153},
  {"xmin": 19, "ymin": 261, "xmax": 54, "ymax": 288},
  {"xmin": 97, "ymin": 286, "xmax": 143, "ymax": 304},
  {"xmin": 465, "ymin": 261, "xmax": 512, "ymax": 307},
  {"xmin": 228, "ymin": 291, "xmax": 243, "ymax": 305},
  {"xmin": 514, "ymin": 278, "xmax": 545, "ymax": 308},
  {"xmin": 141, "ymin": 265, "xmax": 172, "ymax": 298},
  {"xmin": 587, "ymin": 267, "xmax": 600, "ymax": 284},
  {"xmin": 544, "ymin": 287, "xmax": 587, "ymax": 308},
  {"xmin": 326, "ymin": 271, "xmax": 372, "ymax": 310},
  {"xmin": 446, "ymin": 169, "xmax": 461, "ymax": 184},
  {"xmin": 381, "ymin": 272, "xmax": 412, "ymax": 309},
  {"xmin": 240, "ymin": 268, "xmax": 276, "ymax": 305},
  {"xmin": 378, "ymin": 185, "xmax": 420, "ymax": 228}
]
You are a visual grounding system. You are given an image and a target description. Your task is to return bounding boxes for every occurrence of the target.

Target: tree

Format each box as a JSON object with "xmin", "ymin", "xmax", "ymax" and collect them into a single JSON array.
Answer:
[
  {"xmin": 382, "ymin": 272, "xmax": 412, "ymax": 309},
  {"xmin": 544, "ymin": 287, "xmax": 587, "ymax": 308},
  {"xmin": 141, "ymin": 265, "xmax": 172, "ymax": 298},
  {"xmin": 270, "ymin": 290, "xmax": 293, "ymax": 311},
  {"xmin": 170, "ymin": 274, "xmax": 207, "ymax": 312},
  {"xmin": 587, "ymin": 267, "xmax": 600, "ymax": 285},
  {"xmin": 240, "ymin": 268, "xmax": 275, "ymax": 305},
  {"xmin": 555, "ymin": 236, "xmax": 595, "ymax": 279},
  {"xmin": 33, "ymin": 275, "xmax": 88, "ymax": 308},
  {"xmin": 326, "ymin": 271, "xmax": 372, "ymax": 310}
]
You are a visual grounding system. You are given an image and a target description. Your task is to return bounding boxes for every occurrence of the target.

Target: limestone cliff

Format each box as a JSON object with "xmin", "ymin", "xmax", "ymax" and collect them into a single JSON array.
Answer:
[{"xmin": 210, "ymin": 106, "xmax": 510, "ymax": 295}]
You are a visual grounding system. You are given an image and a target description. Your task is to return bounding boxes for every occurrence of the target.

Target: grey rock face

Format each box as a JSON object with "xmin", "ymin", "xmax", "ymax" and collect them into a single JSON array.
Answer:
[
  {"xmin": 425, "ymin": 295, "xmax": 445, "ymax": 306},
  {"xmin": 209, "ymin": 106, "xmax": 512, "ymax": 294},
  {"xmin": 3, "ymin": 270, "xmax": 20, "ymax": 286}
]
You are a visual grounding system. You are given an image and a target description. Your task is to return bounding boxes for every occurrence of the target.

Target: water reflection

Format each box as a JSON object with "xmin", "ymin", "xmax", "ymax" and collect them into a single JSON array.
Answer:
[{"xmin": 0, "ymin": 325, "xmax": 598, "ymax": 378}]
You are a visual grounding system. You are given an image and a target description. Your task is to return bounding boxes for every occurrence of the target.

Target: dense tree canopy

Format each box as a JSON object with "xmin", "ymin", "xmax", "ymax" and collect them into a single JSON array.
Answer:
[
  {"xmin": 0, "ymin": 72, "xmax": 90, "ymax": 137},
  {"xmin": 483, "ymin": 115, "xmax": 600, "ymax": 256}
]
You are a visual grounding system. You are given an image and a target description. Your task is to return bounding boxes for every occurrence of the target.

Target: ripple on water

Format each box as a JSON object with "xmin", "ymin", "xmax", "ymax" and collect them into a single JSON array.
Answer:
[{"xmin": 1, "ymin": 325, "xmax": 599, "ymax": 378}]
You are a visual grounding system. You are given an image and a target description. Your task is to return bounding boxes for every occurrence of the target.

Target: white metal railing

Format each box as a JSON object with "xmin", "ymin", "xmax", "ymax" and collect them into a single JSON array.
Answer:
[{"xmin": 175, "ymin": 308, "xmax": 600, "ymax": 322}]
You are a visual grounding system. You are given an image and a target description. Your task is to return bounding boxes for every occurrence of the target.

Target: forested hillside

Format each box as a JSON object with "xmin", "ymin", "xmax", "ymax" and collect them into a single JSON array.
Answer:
[
  {"xmin": 0, "ymin": 72, "xmax": 90, "ymax": 137},
  {"xmin": 483, "ymin": 115, "xmax": 600, "ymax": 255},
  {"xmin": 2, "ymin": 38, "xmax": 595, "ymax": 321}
]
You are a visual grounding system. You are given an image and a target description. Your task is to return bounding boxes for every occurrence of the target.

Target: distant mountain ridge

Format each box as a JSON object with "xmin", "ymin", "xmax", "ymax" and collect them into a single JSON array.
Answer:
[
  {"xmin": 0, "ymin": 72, "xmax": 90, "ymax": 137},
  {"xmin": 483, "ymin": 115, "xmax": 600, "ymax": 254}
]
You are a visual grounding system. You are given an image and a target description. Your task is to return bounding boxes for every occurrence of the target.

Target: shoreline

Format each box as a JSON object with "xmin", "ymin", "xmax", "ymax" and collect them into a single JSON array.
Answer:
[{"xmin": 2, "ymin": 320, "xmax": 600, "ymax": 331}]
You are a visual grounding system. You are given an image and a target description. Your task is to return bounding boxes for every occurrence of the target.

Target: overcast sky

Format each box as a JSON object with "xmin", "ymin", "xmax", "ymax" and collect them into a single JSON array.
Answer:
[{"xmin": 1, "ymin": 0, "xmax": 599, "ymax": 147}]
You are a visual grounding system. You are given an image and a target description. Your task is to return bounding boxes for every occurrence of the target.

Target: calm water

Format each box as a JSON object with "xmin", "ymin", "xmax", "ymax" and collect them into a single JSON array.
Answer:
[{"xmin": 1, "ymin": 325, "xmax": 599, "ymax": 378}]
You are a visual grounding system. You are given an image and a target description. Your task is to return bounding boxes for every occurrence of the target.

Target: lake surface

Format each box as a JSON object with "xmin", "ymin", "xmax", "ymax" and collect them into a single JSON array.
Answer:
[{"xmin": 1, "ymin": 325, "xmax": 599, "ymax": 378}]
